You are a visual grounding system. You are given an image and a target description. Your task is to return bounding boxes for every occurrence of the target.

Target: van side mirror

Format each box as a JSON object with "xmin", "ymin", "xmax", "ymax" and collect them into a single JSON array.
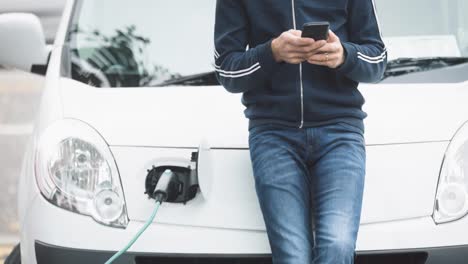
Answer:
[{"xmin": 0, "ymin": 13, "xmax": 48, "ymax": 74}]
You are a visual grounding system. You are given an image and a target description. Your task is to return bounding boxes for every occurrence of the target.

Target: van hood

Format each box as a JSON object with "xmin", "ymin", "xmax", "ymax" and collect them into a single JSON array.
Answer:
[{"xmin": 60, "ymin": 78, "xmax": 468, "ymax": 148}]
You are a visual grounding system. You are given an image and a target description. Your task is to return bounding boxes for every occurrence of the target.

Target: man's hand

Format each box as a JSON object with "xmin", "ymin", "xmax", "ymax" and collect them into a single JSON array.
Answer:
[
  {"xmin": 306, "ymin": 30, "xmax": 345, "ymax": 69},
  {"xmin": 271, "ymin": 30, "xmax": 327, "ymax": 64}
]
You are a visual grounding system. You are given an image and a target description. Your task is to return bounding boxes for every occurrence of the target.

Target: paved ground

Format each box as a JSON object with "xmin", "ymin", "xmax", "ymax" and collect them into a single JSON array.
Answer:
[{"xmin": 0, "ymin": 69, "xmax": 44, "ymax": 261}]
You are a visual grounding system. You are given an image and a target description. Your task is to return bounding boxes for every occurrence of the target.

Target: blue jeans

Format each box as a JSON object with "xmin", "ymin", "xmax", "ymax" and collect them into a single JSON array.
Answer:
[{"xmin": 248, "ymin": 122, "xmax": 366, "ymax": 264}]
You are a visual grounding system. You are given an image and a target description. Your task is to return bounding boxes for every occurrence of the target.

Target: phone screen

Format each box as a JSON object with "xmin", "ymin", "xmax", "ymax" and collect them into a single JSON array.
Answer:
[{"xmin": 301, "ymin": 22, "xmax": 330, "ymax": 40}]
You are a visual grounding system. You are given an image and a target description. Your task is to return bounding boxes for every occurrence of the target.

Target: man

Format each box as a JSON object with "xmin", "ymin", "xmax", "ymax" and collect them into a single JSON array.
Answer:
[{"xmin": 214, "ymin": 0, "xmax": 387, "ymax": 263}]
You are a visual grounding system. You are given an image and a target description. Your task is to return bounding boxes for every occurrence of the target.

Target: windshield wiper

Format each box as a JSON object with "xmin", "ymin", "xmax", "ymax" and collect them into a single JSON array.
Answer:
[
  {"xmin": 383, "ymin": 57, "xmax": 468, "ymax": 79},
  {"xmin": 151, "ymin": 71, "xmax": 219, "ymax": 87}
]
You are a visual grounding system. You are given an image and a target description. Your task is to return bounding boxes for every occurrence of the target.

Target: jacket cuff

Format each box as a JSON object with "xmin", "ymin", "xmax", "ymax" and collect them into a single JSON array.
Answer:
[
  {"xmin": 256, "ymin": 39, "xmax": 281, "ymax": 76},
  {"xmin": 334, "ymin": 41, "xmax": 358, "ymax": 76}
]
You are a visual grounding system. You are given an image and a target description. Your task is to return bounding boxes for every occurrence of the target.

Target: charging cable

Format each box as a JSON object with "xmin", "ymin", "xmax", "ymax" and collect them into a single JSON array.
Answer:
[{"xmin": 104, "ymin": 169, "xmax": 177, "ymax": 264}]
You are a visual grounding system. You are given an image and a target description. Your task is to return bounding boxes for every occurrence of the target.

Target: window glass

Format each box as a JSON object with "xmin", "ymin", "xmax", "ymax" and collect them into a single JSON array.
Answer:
[{"xmin": 66, "ymin": 0, "xmax": 216, "ymax": 87}]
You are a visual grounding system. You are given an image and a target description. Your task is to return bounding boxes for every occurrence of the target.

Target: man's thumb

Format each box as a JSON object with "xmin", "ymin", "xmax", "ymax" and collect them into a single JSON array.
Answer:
[
  {"xmin": 328, "ymin": 30, "xmax": 339, "ymax": 42},
  {"xmin": 289, "ymin": 29, "xmax": 302, "ymax": 37}
]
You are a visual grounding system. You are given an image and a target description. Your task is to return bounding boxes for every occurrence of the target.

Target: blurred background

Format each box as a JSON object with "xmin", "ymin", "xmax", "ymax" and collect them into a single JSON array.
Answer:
[
  {"xmin": 0, "ymin": 0, "xmax": 65, "ymax": 262},
  {"xmin": 0, "ymin": 0, "xmax": 65, "ymax": 43}
]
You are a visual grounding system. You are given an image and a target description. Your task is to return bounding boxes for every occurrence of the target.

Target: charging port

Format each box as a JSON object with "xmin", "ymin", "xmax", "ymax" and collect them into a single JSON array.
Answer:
[{"xmin": 144, "ymin": 152, "xmax": 199, "ymax": 204}]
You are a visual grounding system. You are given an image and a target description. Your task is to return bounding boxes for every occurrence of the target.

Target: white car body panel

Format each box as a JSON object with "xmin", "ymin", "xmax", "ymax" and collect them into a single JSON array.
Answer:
[
  {"xmin": 112, "ymin": 143, "xmax": 447, "ymax": 229},
  {"xmin": 59, "ymin": 78, "xmax": 468, "ymax": 148}
]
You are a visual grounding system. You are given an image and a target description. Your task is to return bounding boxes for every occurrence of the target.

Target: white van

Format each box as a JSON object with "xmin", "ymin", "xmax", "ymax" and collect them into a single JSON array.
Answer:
[{"xmin": 1, "ymin": 0, "xmax": 468, "ymax": 263}]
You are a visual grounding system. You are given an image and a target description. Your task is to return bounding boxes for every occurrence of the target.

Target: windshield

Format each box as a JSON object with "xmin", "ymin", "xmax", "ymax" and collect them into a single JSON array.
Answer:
[
  {"xmin": 375, "ymin": 0, "xmax": 468, "ymax": 60},
  {"xmin": 65, "ymin": 0, "xmax": 216, "ymax": 88},
  {"xmin": 65, "ymin": 0, "xmax": 468, "ymax": 88}
]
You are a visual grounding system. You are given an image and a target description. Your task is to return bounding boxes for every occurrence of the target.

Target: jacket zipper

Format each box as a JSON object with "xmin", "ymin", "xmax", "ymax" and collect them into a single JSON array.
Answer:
[{"xmin": 291, "ymin": 0, "xmax": 304, "ymax": 129}]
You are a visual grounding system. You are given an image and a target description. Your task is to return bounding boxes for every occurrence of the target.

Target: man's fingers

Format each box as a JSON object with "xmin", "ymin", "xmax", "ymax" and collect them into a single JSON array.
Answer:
[
  {"xmin": 308, "ymin": 60, "xmax": 330, "ymax": 67},
  {"xmin": 285, "ymin": 39, "xmax": 327, "ymax": 55},
  {"xmin": 289, "ymin": 29, "xmax": 302, "ymax": 37},
  {"xmin": 285, "ymin": 53, "xmax": 308, "ymax": 60},
  {"xmin": 308, "ymin": 57, "xmax": 336, "ymax": 67},
  {"xmin": 315, "ymin": 43, "xmax": 340, "ymax": 54},
  {"xmin": 287, "ymin": 56, "xmax": 306, "ymax": 64},
  {"xmin": 290, "ymin": 59, "xmax": 306, "ymax": 64},
  {"xmin": 295, "ymin": 40, "xmax": 327, "ymax": 53},
  {"xmin": 327, "ymin": 29, "xmax": 339, "ymax": 43},
  {"xmin": 305, "ymin": 30, "xmax": 344, "ymax": 68},
  {"xmin": 308, "ymin": 52, "xmax": 340, "ymax": 62},
  {"xmin": 289, "ymin": 37, "xmax": 316, "ymax": 47},
  {"xmin": 284, "ymin": 31, "xmax": 317, "ymax": 47},
  {"xmin": 313, "ymin": 39, "xmax": 328, "ymax": 49},
  {"xmin": 276, "ymin": 29, "xmax": 343, "ymax": 66},
  {"xmin": 304, "ymin": 44, "xmax": 338, "ymax": 58}
]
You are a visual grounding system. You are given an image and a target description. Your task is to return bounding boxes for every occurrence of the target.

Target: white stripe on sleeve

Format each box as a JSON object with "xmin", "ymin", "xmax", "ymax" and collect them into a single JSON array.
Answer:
[
  {"xmin": 357, "ymin": 54, "xmax": 386, "ymax": 64},
  {"xmin": 218, "ymin": 65, "xmax": 262, "ymax": 78},
  {"xmin": 214, "ymin": 62, "xmax": 260, "ymax": 75},
  {"xmin": 357, "ymin": 48, "xmax": 387, "ymax": 61}
]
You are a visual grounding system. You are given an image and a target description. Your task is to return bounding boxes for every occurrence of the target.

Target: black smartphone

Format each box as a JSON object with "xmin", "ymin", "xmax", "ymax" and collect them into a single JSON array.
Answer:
[{"xmin": 301, "ymin": 22, "xmax": 330, "ymax": 40}]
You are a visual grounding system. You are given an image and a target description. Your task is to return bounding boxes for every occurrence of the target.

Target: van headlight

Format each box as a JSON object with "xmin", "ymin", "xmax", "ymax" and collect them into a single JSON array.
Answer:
[
  {"xmin": 433, "ymin": 122, "xmax": 468, "ymax": 224},
  {"xmin": 35, "ymin": 119, "xmax": 128, "ymax": 228}
]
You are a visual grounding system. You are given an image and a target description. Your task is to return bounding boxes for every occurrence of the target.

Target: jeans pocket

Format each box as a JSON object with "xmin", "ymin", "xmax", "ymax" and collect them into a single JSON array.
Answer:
[{"xmin": 334, "ymin": 122, "xmax": 366, "ymax": 147}]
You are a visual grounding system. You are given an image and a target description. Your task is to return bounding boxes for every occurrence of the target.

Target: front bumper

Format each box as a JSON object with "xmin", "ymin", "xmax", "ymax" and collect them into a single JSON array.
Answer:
[
  {"xmin": 34, "ymin": 240, "xmax": 468, "ymax": 264},
  {"xmin": 20, "ymin": 194, "xmax": 272, "ymax": 264},
  {"xmin": 22, "ymin": 189, "xmax": 468, "ymax": 264}
]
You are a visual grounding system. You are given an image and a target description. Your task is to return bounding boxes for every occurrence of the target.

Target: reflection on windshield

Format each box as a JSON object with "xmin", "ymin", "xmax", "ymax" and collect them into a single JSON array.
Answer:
[
  {"xmin": 66, "ymin": 0, "xmax": 467, "ymax": 86},
  {"xmin": 69, "ymin": 24, "xmax": 182, "ymax": 87},
  {"xmin": 65, "ymin": 0, "xmax": 217, "ymax": 88},
  {"xmin": 376, "ymin": 0, "xmax": 468, "ymax": 58},
  {"xmin": 383, "ymin": 57, "xmax": 468, "ymax": 80}
]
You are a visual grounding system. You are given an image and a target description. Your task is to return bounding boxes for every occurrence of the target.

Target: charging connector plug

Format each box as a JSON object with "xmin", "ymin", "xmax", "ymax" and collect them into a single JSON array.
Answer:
[{"xmin": 152, "ymin": 169, "xmax": 179, "ymax": 203}]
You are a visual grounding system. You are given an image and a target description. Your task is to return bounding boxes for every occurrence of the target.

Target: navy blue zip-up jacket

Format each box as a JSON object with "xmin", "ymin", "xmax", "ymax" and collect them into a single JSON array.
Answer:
[{"xmin": 214, "ymin": 0, "xmax": 387, "ymax": 132}]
